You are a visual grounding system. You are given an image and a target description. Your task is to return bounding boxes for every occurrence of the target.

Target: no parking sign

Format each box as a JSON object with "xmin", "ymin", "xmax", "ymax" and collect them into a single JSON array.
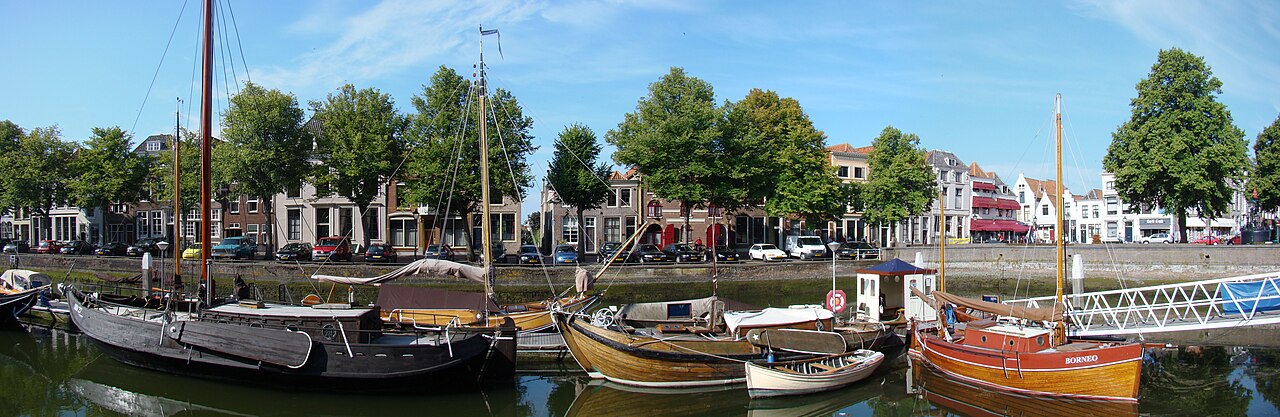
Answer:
[{"xmin": 826, "ymin": 289, "xmax": 847, "ymax": 313}]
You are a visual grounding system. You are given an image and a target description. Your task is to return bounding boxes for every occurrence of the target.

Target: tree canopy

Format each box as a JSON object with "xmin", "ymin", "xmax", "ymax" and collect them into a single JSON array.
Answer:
[
  {"xmin": 1250, "ymin": 114, "xmax": 1280, "ymax": 212},
  {"xmin": 310, "ymin": 84, "xmax": 406, "ymax": 249},
  {"xmin": 0, "ymin": 120, "xmax": 26, "ymax": 213},
  {"xmin": 860, "ymin": 126, "xmax": 935, "ymax": 244},
  {"xmin": 0, "ymin": 126, "xmax": 75, "ymax": 221},
  {"xmin": 400, "ymin": 66, "xmax": 536, "ymax": 244},
  {"xmin": 1102, "ymin": 48, "xmax": 1249, "ymax": 241},
  {"xmin": 68, "ymin": 126, "xmax": 150, "ymax": 240},
  {"xmin": 724, "ymin": 89, "xmax": 849, "ymax": 224},
  {"xmin": 154, "ymin": 131, "xmax": 204, "ymax": 216},
  {"xmin": 546, "ymin": 123, "xmax": 612, "ymax": 255},
  {"xmin": 218, "ymin": 82, "xmax": 312, "ymax": 249},
  {"xmin": 607, "ymin": 67, "xmax": 721, "ymax": 238}
]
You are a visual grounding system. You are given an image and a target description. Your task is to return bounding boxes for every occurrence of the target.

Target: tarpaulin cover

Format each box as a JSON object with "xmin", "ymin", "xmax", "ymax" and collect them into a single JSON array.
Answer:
[
  {"xmin": 723, "ymin": 306, "xmax": 835, "ymax": 335},
  {"xmin": 376, "ymin": 284, "xmax": 499, "ymax": 312},
  {"xmin": 1220, "ymin": 278, "xmax": 1280, "ymax": 314},
  {"xmin": 914, "ymin": 288, "xmax": 1066, "ymax": 322},
  {"xmin": 311, "ymin": 259, "xmax": 486, "ymax": 286}
]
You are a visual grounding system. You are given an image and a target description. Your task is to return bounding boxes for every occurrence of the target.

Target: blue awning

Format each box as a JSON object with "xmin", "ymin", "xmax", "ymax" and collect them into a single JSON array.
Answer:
[{"xmin": 856, "ymin": 258, "xmax": 937, "ymax": 276}]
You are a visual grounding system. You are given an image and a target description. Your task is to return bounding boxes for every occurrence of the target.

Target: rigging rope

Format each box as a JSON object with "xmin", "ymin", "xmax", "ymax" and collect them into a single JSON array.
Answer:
[{"xmin": 128, "ymin": 0, "xmax": 191, "ymax": 137}]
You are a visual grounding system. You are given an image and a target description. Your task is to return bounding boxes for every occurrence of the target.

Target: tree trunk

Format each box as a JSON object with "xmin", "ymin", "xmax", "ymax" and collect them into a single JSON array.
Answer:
[
  {"xmin": 1177, "ymin": 212, "xmax": 1188, "ymax": 243},
  {"xmin": 356, "ymin": 202, "xmax": 372, "ymax": 253},
  {"xmin": 576, "ymin": 206, "xmax": 586, "ymax": 258},
  {"xmin": 682, "ymin": 201, "xmax": 692, "ymax": 245}
]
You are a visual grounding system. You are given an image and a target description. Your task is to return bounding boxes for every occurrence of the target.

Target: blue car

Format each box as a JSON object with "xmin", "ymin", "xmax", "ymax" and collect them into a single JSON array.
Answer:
[
  {"xmin": 211, "ymin": 236, "xmax": 256, "ymax": 260},
  {"xmin": 553, "ymin": 244, "xmax": 579, "ymax": 265}
]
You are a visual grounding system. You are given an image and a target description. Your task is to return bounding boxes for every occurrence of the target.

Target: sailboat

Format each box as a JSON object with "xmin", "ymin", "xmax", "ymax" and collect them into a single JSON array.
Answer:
[
  {"xmin": 67, "ymin": 2, "xmax": 516, "ymax": 391},
  {"xmin": 310, "ymin": 26, "xmax": 598, "ymax": 339},
  {"xmin": 907, "ymin": 94, "xmax": 1144, "ymax": 401}
]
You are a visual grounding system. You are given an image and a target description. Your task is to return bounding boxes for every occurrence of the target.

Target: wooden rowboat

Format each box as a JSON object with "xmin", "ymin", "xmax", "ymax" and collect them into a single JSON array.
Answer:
[{"xmin": 745, "ymin": 349, "xmax": 884, "ymax": 398}]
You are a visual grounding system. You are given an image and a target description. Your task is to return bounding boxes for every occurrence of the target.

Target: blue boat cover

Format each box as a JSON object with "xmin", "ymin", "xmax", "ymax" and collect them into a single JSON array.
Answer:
[
  {"xmin": 856, "ymin": 258, "xmax": 937, "ymax": 276},
  {"xmin": 1220, "ymin": 278, "xmax": 1280, "ymax": 314}
]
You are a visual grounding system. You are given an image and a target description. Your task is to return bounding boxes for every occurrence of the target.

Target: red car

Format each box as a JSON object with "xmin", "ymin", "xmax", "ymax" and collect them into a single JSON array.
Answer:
[
  {"xmin": 1192, "ymin": 236, "xmax": 1222, "ymax": 245},
  {"xmin": 35, "ymin": 240, "xmax": 62, "ymax": 254},
  {"xmin": 311, "ymin": 236, "xmax": 352, "ymax": 262}
]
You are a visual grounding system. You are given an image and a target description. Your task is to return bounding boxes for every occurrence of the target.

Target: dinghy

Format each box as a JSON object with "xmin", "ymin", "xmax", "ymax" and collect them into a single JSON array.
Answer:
[{"xmin": 745, "ymin": 349, "xmax": 884, "ymax": 398}]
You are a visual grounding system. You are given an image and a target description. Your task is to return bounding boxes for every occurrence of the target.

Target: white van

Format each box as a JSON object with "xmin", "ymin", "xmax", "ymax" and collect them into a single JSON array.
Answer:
[{"xmin": 784, "ymin": 235, "xmax": 829, "ymax": 260}]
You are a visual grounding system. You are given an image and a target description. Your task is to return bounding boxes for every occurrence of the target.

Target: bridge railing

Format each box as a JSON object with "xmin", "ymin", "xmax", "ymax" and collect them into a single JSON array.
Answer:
[{"xmin": 1004, "ymin": 272, "xmax": 1280, "ymax": 335}]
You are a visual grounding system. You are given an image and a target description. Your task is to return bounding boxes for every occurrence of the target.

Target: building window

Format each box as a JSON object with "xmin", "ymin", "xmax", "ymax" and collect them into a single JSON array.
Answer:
[
  {"xmin": 151, "ymin": 210, "xmax": 164, "ymax": 237},
  {"xmin": 604, "ymin": 217, "xmax": 621, "ymax": 242},
  {"xmin": 1018, "ymin": 191, "xmax": 1025, "ymax": 204},
  {"xmin": 316, "ymin": 208, "xmax": 330, "ymax": 238},
  {"xmin": 338, "ymin": 208, "xmax": 354, "ymax": 238},
  {"xmin": 1105, "ymin": 181, "xmax": 1114, "ymax": 190},
  {"xmin": 287, "ymin": 209, "xmax": 301, "ymax": 240},
  {"xmin": 624, "ymin": 216, "xmax": 637, "ymax": 241},
  {"xmin": 837, "ymin": 166, "xmax": 849, "ymax": 178},
  {"xmin": 620, "ymin": 189, "xmax": 632, "ymax": 207},
  {"xmin": 146, "ymin": 140, "xmax": 161, "ymax": 152},
  {"xmin": 561, "ymin": 215, "xmax": 579, "ymax": 244},
  {"xmin": 247, "ymin": 198, "xmax": 259, "ymax": 213},
  {"xmin": 246, "ymin": 224, "xmax": 259, "ymax": 241},
  {"xmin": 582, "ymin": 216, "xmax": 597, "ymax": 252},
  {"xmin": 210, "ymin": 210, "xmax": 220, "ymax": 221},
  {"xmin": 854, "ymin": 167, "xmax": 865, "ymax": 179},
  {"xmin": 1106, "ymin": 198, "xmax": 1118, "ymax": 216},
  {"xmin": 287, "ymin": 186, "xmax": 301, "ymax": 199},
  {"xmin": 363, "ymin": 209, "xmax": 380, "ymax": 240},
  {"xmin": 953, "ymin": 171, "xmax": 962, "ymax": 182},
  {"xmin": 228, "ymin": 200, "xmax": 240, "ymax": 214},
  {"xmin": 502, "ymin": 213, "xmax": 516, "ymax": 242},
  {"xmin": 390, "ymin": 218, "xmax": 417, "ymax": 247},
  {"xmin": 1042, "ymin": 205, "xmax": 1050, "ymax": 216},
  {"xmin": 938, "ymin": 170, "xmax": 946, "ymax": 182},
  {"xmin": 954, "ymin": 188, "xmax": 962, "ymax": 209},
  {"xmin": 137, "ymin": 212, "xmax": 148, "ymax": 238},
  {"xmin": 1107, "ymin": 221, "xmax": 1118, "ymax": 238},
  {"xmin": 607, "ymin": 190, "xmax": 618, "ymax": 208}
]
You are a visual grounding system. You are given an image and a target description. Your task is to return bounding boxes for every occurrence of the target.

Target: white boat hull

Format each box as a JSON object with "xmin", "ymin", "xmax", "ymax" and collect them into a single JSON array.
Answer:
[{"xmin": 745, "ymin": 350, "xmax": 884, "ymax": 398}]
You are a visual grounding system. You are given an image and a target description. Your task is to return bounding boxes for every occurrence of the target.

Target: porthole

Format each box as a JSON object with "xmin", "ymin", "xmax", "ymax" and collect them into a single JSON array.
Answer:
[
  {"xmin": 981, "ymin": 336, "xmax": 987, "ymax": 343},
  {"xmin": 322, "ymin": 324, "xmax": 338, "ymax": 341},
  {"xmin": 1036, "ymin": 336, "xmax": 1045, "ymax": 346},
  {"xmin": 1008, "ymin": 340, "xmax": 1016, "ymax": 346},
  {"xmin": 286, "ymin": 324, "xmax": 299, "ymax": 332}
]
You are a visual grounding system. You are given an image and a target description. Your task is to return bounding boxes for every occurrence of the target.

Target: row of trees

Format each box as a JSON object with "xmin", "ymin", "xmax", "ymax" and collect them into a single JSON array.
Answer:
[{"xmin": 5, "ymin": 48, "xmax": 1278, "ymax": 251}]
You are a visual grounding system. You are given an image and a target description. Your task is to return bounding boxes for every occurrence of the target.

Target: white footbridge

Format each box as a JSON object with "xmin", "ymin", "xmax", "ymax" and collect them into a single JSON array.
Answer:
[{"xmin": 1004, "ymin": 271, "xmax": 1280, "ymax": 337}]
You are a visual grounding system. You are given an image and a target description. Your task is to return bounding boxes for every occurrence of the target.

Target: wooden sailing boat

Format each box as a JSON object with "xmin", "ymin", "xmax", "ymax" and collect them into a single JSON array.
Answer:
[
  {"xmin": 744, "ymin": 349, "xmax": 884, "ymax": 398},
  {"xmin": 907, "ymin": 94, "xmax": 1143, "ymax": 401},
  {"xmin": 67, "ymin": 3, "xmax": 515, "ymax": 391}
]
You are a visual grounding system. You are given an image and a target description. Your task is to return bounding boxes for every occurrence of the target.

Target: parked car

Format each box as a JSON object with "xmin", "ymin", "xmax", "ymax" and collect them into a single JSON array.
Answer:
[
  {"xmin": 59, "ymin": 240, "xmax": 94, "ymax": 255},
  {"xmin": 835, "ymin": 241, "xmax": 881, "ymax": 260},
  {"xmin": 631, "ymin": 244, "xmax": 669, "ymax": 264},
  {"xmin": 1141, "ymin": 233, "xmax": 1174, "ymax": 244},
  {"xmin": 94, "ymin": 242, "xmax": 129, "ymax": 256},
  {"xmin": 517, "ymin": 245, "xmax": 542, "ymax": 265},
  {"xmin": 1192, "ymin": 235, "xmax": 1222, "ymax": 245},
  {"xmin": 182, "ymin": 243, "xmax": 201, "ymax": 260},
  {"xmin": 312, "ymin": 236, "xmax": 352, "ymax": 262},
  {"xmin": 364, "ymin": 243, "xmax": 397, "ymax": 263},
  {"xmin": 553, "ymin": 244, "xmax": 579, "ymax": 265},
  {"xmin": 35, "ymin": 240, "xmax": 63, "ymax": 254},
  {"xmin": 598, "ymin": 241, "xmax": 629, "ymax": 263},
  {"xmin": 275, "ymin": 242, "xmax": 313, "ymax": 262},
  {"xmin": 784, "ymin": 235, "xmax": 829, "ymax": 260},
  {"xmin": 749, "ymin": 243, "xmax": 787, "ymax": 261},
  {"xmin": 473, "ymin": 243, "xmax": 507, "ymax": 263},
  {"xmin": 211, "ymin": 236, "xmax": 256, "ymax": 260},
  {"xmin": 710, "ymin": 246, "xmax": 740, "ymax": 263},
  {"xmin": 423, "ymin": 244, "xmax": 453, "ymax": 261},
  {"xmin": 127, "ymin": 238, "xmax": 164, "ymax": 257},
  {"xmin": 3, "ymin": 240, "xmax": 31, "ymax": 253},
  {"xmin": 1225, "ymin": 234, "xmax": 1242, "ymax": 245},
  {"xmin": 662, "ymin": 243, "xmax": 704, "ymax": 263}
]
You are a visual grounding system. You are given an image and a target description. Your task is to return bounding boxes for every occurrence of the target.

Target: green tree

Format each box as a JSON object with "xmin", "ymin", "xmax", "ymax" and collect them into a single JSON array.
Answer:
[
  {"xmin": 0, "ymin": 126, "xmax": 76, "ymax": 240},
  {"xmin": 546, "ymin": 123, "xmax": 612, "ymax": 257},
  {"xmin": 0, "ymin": 120, "xmax": 25, "ymax": 214},
  {"xmin": 68, "ymin": 126, "xmax": 151, "ymax": 243},
  {"xmin": 217, "ymin": 82, "xmax": 312, "ymax": 251},
  {"xmin": 860, "ymin": 126, "xmax": 935, "ymax": 245},
  {"xmin": 400, "ymin": 66, "xmax": 536, "ymax": 253},
  {"xmin": 723, "ymin": 89, "xmax": 850, "ymax": 226},
  {"xmin": 1250, "ymin": 114, "xmax": 1280, "ymax": 212},
  {"xmin": 310, "ymin": 84, "xmax": 406, "ymax": 250},
  {"xmin": 1103, "ymin": 48, "xmax": 1250, "ymax": 242},
  {"xmin": 607, "ymin": 67, "xmax": 721, "ymax": 241},
  {"xmin": 153, "ymin": 131, "xmax": 203, "ymax": 235}
]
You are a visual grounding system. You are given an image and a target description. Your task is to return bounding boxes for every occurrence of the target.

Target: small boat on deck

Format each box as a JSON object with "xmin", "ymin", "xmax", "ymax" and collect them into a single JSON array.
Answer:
[{"xmin": 745, "ymin": 349, "xmax": 884, "ymax": 398}]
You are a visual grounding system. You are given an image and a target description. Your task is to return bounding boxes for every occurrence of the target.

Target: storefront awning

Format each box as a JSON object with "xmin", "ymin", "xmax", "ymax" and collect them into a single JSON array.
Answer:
[
  {"xmin": 972, "ymin": 196, "xmax": 998, "ymax": 208},
  {"xmin": 972, "ymin": 181, "xmax": 997, "ymax": 191}
]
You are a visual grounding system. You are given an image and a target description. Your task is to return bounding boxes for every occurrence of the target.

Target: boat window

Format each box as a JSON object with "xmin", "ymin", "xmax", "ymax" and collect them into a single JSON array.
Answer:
[
  {"xmin": 667, "ymin": 303, "xmax": 692, "ymax": 318},
  {"xmin": 1036, "ymin": 336, "xmax": 1045, "ymax": 346}
]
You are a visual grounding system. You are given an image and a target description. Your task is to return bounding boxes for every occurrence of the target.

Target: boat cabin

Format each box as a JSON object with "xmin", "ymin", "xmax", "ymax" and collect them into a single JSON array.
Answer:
[
  {"xmin": 855, "ymin": 259, "xmax": 938, "ymax": 323},
  {"xmin": 960, "ymin": 319, "xmax": 1053, "ymax": 353},
  {"xmin": 203, "ymin": 303, "xmax": 383, "ymax": 344}
]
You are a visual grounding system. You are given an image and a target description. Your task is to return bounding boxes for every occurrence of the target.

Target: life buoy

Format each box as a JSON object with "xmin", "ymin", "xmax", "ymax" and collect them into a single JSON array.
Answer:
[{"xmin": 826, "ymin": 289, "xmax": 847, "ymax": 313}]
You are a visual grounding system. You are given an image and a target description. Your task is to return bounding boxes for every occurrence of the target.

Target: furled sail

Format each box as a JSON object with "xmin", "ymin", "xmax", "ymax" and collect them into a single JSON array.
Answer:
[
  {"xmin": 913, "ymin": 288, "xmax": 1065, "ymax": 322},
  {"xmin": 311, "ymin": 259, "xmax": 487, "ymax": 286}
]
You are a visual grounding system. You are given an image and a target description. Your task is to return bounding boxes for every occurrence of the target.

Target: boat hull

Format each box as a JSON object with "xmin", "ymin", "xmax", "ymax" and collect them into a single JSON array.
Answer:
[
  {"xmin": 910, "ymin": 327, "xmax": 1142, "ymax": 401},
  {"xmin": 384, "ymin": 293, "xmax": 597, "ymax": 333},
  {"xmin": 69, "ymin": 291, "xmax": 514, "ymax": 391},
  {"xmin": 1, "ymin": 287, "xmax": 44, "ymax": 324},
  {"xmin": 745, "ymin": 350, "xmax": 884, "ymax": 398},
  {"xmin": 555, "ymin": 311, "xmax": 762, "ymax": 388}
]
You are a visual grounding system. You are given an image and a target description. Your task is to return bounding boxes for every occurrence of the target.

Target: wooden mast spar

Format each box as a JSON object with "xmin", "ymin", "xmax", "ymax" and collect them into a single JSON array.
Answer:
[
  {"xmin": 478, "ymin": 26, "xmax": 497, "ymax": 310},
  {"xmin": 199, "ymin": 0, "xmax": 213, "ymax": 301}
]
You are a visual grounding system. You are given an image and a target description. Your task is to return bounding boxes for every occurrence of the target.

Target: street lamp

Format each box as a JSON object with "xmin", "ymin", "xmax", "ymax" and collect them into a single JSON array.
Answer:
[{"xmin": 155, "ymin": 241, "xmax": 170, "ymax": 293}]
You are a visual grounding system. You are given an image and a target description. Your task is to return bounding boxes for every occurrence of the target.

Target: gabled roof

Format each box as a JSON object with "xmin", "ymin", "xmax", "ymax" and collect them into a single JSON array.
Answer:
[
  {"xmin": 826, "ymin": 143, "xmax": 873, "ymax": 155},
  {"xmin": 609, "ymin": 166, "xmax": 640, "ymax": 181},
  {"xmin": 856, "ymin": 258, "xmax": 936, "ymax": 276},
  {"xmin": 925, "ymin": 150, "xmax": 965, "ymax": 168}
]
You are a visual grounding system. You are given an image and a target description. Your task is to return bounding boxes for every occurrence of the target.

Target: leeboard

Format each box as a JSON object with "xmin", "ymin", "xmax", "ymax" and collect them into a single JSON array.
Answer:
[
  {"xmin": 746, "ymin": 328, "xmax": 846, "ymax": 355},
  {"xmin": 169, "ymin": 320, "xmax": 313, "ymax": 368}
]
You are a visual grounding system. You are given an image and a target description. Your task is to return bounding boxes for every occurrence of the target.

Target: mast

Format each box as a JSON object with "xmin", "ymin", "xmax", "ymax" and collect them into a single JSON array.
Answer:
[
  {"xmin": 1054, "ymin": 93, "xmax": 1064, "ymax": 303},
  {"xmin": 199, "ymin": 0, "xmax": 213, "ymax": 300},
  {"xmin": 174, "ymin": 97, "xmax": 183, "ymax": 286},
  {"xmin": 938, "ymin": 186, "xmax": 946, "ymax": 292},
  {"xmin": 478, "ymin": 26, "xmax": 497, "ymax": 306}
]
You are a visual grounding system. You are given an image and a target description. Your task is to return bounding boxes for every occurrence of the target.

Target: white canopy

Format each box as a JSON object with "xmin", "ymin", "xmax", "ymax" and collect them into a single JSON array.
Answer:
[
  {"xmin": 310, "ymin": 259, "xmax": 486, "ymax": 286},
  {"xmin": 722, "ymin": 306, "xmax": 834, "ymax": 336},
  {"xmin": 1, "ymin": 269, "xmax": 50, "ymax": 292}
]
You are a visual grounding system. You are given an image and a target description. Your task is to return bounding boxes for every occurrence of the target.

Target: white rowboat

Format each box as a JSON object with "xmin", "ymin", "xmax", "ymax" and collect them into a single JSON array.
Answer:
[{"xmin": 745, "ymin": 349, "xmax": 884, "ymax": 398}]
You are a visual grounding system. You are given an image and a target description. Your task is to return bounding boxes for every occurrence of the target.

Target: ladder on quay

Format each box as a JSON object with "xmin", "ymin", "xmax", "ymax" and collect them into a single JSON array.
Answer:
[{"xmin": 1003, "ymin": 271, "xmax": 1280, "ymax": 337}]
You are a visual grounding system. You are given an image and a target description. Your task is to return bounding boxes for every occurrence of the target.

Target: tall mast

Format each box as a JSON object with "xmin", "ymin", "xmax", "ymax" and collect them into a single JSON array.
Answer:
[
  {"xmin": 938, "ymin": 186, "xmax": 946, "ymax": 292},
  {"xmin": 199, "ymin": 0, "xmax": 213, "ymax": 300},
  {"xmin": 174, "ymin": 97, "xmax": 183, "ymax": 285},
  {"xmin": 478, "ymin": 26, "xmax": 497, "ymax": 306},
  {"xmin": 1054, "ymin": 93, "xmax": 1064, "ymax": 303}
]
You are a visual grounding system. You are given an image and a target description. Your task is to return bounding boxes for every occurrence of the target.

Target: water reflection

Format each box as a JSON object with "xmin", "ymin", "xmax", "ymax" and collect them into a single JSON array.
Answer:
[{"xmin": 5, "ymin": 327, "xmax": 1280, "ymax": 417}]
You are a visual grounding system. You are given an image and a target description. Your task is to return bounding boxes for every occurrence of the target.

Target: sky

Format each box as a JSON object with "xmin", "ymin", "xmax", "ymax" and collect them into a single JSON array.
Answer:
[{"xmin": 3, "ymin": 0, "xmax": 1279, "ymax": 215}]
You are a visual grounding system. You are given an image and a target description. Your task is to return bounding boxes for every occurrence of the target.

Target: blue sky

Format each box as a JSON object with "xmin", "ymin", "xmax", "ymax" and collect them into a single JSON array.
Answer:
[{"xmin": 3, "ymin": 1, "xmax": 1279, "ymax": 210}]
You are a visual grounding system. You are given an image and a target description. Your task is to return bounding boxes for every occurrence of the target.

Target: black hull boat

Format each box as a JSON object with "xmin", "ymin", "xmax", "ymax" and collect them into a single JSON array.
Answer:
[
  {"xmin": 68, "ymin": 289, "xmax": 517, "ymax": 392},
  {"xmin": 1, "ymin": 269, "xmax": 51, "ymax": 326}
]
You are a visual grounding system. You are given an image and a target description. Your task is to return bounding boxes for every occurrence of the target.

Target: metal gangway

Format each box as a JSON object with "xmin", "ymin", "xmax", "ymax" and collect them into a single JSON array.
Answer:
[{"xmin": 1004, "ymin": 271, "xmax": 1280, "ymax": 337}]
